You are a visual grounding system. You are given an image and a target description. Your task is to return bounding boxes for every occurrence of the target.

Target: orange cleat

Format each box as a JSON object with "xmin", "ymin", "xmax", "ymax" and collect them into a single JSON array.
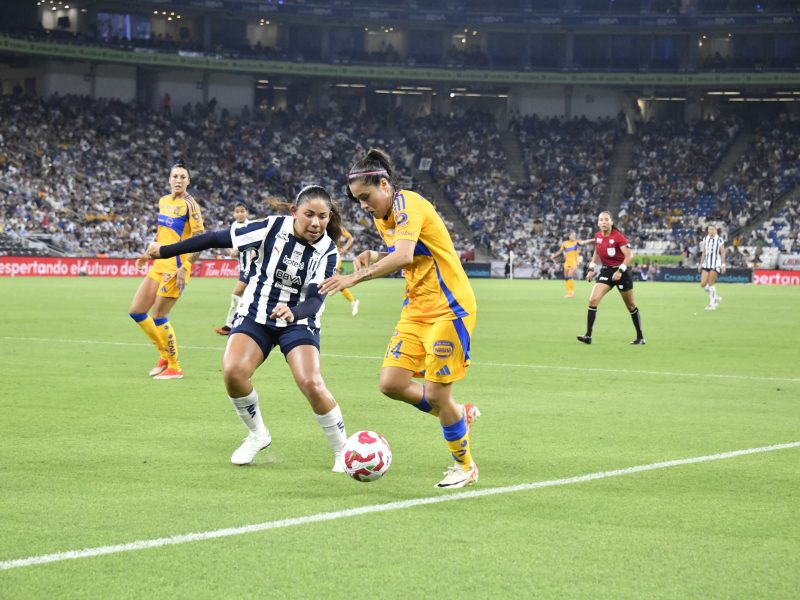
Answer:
[
  {"xmin": 214, "ymin": 326, "xmax": 231, "ymax": 336},
  {"xmin": 153, "ymin": 368, "xmax": 184, "ymax": 380},
  {"xmin": 464, "ymin": 403, "xmax": 481, "ymax": 431},
  {"xmin": 149, "ymin": 358, "xmax": 169, "ymax": 377}
]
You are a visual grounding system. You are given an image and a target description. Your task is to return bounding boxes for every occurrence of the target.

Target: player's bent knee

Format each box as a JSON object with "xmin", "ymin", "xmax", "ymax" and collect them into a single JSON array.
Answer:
[
  {"xmin": 222, "ymin": 362, "xmax": 252, "ymax": 389},
  {"xmin": 296, "ymin": 376, "xmax": 327, "ymax": 401}
]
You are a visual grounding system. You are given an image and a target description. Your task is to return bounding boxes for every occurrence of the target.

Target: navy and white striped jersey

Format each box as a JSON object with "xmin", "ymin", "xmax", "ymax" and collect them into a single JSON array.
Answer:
[
  {"xmin": 234, "ymin": 219, "xmax": 257, "ymax": 280},
  {"xmin": 230, "ymin": 216, "xmax": 339, "ymax": 328},
  {"xmin": 701, "ymin": 235, "xmax": 725, "ymax": 270}
]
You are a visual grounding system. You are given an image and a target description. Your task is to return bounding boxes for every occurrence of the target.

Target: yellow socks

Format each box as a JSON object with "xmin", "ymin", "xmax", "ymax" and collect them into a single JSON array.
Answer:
[
  {"xmin": 442, "ymin": 416, "xmax": 472, "ymax": 470},
  {"xmin": 153, "ymin": 317, "xmax": 180, "ymax": 369},
  {"xmin": 130, "ymin": 313, "xmax": 168, "ymax": 360}
]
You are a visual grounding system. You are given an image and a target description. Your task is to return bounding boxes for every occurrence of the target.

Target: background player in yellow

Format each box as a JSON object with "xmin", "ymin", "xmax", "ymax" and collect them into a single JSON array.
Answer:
[
  {"xmin": 336, "ymin": 225, "xmax": 360, "ymax": 316},
  {"xmin": 320, "ymin": 148, "xmax": 480, "ymax": 489},
  {"xmin": 551, "ymin": 231, "xmax": 593, "ymax": 298},
  {"xmin": 130, "ymin": 161, "xmax": 204, "ymax": 380}
]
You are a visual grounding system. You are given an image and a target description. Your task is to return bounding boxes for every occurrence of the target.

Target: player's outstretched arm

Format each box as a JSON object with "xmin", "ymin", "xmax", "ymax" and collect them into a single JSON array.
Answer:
[{"xmin": 156, "ymin": 230, "xmax": 234, "ymax": 259}]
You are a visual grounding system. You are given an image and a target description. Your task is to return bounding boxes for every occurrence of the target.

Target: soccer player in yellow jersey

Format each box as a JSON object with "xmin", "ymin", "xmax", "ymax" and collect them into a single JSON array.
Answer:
[
  {"xmin": 320, "ymin": 148, "xmax": 480, "ymax": 489},
  {"xmin": 130, "ymin": 161, "xmax": 204, "ymax": 380},
  {"xmin": 336, "ymin": 225, "xmax": 360, "ymax": 316},
  {"xmin": 550, "ymin": 231, "xmax": 593, "ymax": 298}
]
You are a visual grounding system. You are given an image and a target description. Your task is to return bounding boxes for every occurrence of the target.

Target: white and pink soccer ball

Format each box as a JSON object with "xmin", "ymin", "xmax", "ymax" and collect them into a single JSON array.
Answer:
[{"xmin": 342, "ymin": 431, "xmax": 392, "ymax": 482}]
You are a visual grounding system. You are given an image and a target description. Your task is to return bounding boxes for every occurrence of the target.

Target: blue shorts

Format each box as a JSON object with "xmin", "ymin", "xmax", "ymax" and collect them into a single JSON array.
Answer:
[
  {"xmin": 230, "ymin": 316, "xmax": 320, "ymax": 360},
  {"xmin": 238, "ymin": 270, "xmax": 250, "ymax": 284}
]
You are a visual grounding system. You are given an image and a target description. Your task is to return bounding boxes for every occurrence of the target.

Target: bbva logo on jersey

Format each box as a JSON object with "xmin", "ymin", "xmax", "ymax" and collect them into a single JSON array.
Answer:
[{"xmin": 275, "ymin": 268, "xmax": 301, "ymax": 287}]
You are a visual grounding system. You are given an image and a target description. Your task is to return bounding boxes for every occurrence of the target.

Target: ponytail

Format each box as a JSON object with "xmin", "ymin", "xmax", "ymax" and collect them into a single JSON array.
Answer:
[{"xmin": 346, "ymin": 148, "xmax": 399, "ymax": 201}]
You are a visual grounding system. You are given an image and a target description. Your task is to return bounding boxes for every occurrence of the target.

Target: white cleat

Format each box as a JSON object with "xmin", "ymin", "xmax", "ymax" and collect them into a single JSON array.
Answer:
[
  {"xmin": 231, "ymin": 433, "xmax": 271, "ymax": 465},
  {"xmin": 435, "ymin": 461, "xmax": 479, "ymax": 489},
  {"xmin": 332, "ymin": 451, "xmax": 346, "ymax": 473},
  {"xmin": 704, "ymin": 304, "xmax": 716, "ymax": 311},
  {"xmin": 351, "ymin": 299, "xmax": 360, "ymax": 316}
]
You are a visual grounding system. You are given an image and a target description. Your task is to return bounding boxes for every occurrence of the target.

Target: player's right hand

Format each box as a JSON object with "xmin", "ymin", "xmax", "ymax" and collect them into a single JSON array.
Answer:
[{"xmin": 136, "ymin": 242, "xmax": 163, "ymax": 267}]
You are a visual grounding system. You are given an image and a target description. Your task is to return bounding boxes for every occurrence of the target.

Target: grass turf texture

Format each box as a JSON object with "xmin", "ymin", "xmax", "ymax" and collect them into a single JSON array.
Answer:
[{"xmin": 1, "ymin": 277, "xmax": 798, "ymax": 598}]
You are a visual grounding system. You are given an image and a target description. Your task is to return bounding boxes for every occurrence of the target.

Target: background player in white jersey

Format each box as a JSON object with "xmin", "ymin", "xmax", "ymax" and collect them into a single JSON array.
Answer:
[
  {"xmin": 141, "ymin": 186, "xmax": 348, "ymax": 472},
  {"xmin": 698, "ymin": 224, "xmax": 726, "ymax": 310},
  {"xmin": 214, "ymin": 203, "xmax": 251, "ymax": 335}
]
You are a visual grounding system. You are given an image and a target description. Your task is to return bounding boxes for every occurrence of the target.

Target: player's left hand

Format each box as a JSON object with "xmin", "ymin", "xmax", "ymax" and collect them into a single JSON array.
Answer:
[
  {"xmin": 269, "ymin": 304, "xmax": 295, "ymax": 322},
  {"xmin": 612, "ymin": 270, "xmax": 622, "ymax": 282}
]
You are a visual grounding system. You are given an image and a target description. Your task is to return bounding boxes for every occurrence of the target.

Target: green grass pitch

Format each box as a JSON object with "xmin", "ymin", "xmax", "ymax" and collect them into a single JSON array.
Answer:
[{"xmin": 1, "ymin": 277, "xmax": 798, "ymax": 598}]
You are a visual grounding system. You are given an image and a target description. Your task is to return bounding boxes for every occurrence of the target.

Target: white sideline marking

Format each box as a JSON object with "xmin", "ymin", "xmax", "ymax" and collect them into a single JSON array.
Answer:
[
  {"xmin": 1, "ymin": 441, "xmax": 798, "ymax": 571},
  {"xmin": 2, "ymin": 336, "xmax": 799, "ymax": 383}
]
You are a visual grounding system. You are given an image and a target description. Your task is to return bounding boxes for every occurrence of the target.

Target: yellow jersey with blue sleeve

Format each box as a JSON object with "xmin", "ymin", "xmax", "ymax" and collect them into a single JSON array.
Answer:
[
  {"xmin": 337, "ymin": 225, "xmax": 352, "ymax": 251},
  {"xmin": 375, "ymin": 189, "xmax": 476, "ymax": 384},
  {"xmin": 153, "ymin": 193, "xmax": 204, "ymax": 272},
  {"xmin": 560, "ymin": 239, "xmax": 581, "ymax": 268},
  {"xmin": 374, "ymin": 189, "xmax": 476, "ymax": 323}
]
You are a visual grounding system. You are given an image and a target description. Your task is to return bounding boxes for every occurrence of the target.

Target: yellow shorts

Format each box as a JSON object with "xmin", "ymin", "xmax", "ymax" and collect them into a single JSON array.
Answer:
[
  {"xmin": 147, "ymin": 268, "xmax": 190, "ymax": 299},
  {"xmin": 382, "ymin": 314, "xmax": 476, "ymax": 384}
]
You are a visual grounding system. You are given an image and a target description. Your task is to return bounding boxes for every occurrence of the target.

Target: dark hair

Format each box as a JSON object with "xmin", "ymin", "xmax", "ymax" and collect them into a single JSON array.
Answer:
[
  {"xmin": 346, "ymin": 148, "xmax": 399, "ymax": 202},
  {"xmin": 233, "ymin": 202, "xmax": 247, "ymax": 211},
  {"xmin": 599, "ymin": 210, "xmax": 618, "ymax": 231},
  {"xmin": 171, "ymin": 160, "xmax": 190, "ymax": 178},
  {"xmin": 295, "ymin": 185, "xmax": 342, "ymax": 242}
]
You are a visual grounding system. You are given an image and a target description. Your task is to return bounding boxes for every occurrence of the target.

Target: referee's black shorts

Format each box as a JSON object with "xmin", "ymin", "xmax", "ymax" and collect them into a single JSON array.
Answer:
[{"xmin": 596, "ymin": 266, "xmax": 634, "ymax": 292}]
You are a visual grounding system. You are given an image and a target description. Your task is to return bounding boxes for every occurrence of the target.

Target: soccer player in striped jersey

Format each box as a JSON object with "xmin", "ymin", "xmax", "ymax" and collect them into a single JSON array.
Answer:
[
  {"xmin": 550, "ymin": 231, "xmax": 593, "ymax": 298},
  {"xmin": 130, "ymin": 161, "xmax": 204, "ymax": 380},
  {"xmin": 698, "ymin": 224, "xmax": 726, "ymax": 310},
  {"xmin": 320, "ymin": 148, "xmax": 481, "ymax": 489},
  {"xmin": 141, "ymin": 186, "xmax": 349, "ymax": 472},
  {"xmin": 214, "ymin": 203, "xmax": 253, "ymax": 336}
]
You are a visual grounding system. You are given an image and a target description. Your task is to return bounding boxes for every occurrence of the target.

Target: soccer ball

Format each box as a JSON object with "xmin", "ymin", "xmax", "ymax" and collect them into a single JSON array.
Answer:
[{"xmin": 342, "ymin": 430, "xmax": 392, "ymax": 482}]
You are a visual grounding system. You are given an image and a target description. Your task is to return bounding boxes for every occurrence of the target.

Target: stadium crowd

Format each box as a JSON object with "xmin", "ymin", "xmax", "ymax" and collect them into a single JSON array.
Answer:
[{"xmin": 1, "ymin": 91, "xmax": 798, "ymax": 273}]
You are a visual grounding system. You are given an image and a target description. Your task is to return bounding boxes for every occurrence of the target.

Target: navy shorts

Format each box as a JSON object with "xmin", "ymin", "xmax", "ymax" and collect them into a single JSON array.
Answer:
[
  {"xmin": 597, "ymin": 266, "xmax": 634, "ymax": 292},
  {"xmin": 230, "ymin": 315, "xmax": 320, "ymax": 360},
  {"xmin": 238, "ymin": 271, "xmax": 250, "ymax": 284}
]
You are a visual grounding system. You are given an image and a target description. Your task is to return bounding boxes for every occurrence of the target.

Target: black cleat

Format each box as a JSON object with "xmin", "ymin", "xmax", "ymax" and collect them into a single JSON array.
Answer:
[
  {"xmin": 576, "ymin": 335, "xmax": 592, "ymax": 345},
  {"xmin": 630, "ymin": 338, "xmax": 646, "ymax": 345}
]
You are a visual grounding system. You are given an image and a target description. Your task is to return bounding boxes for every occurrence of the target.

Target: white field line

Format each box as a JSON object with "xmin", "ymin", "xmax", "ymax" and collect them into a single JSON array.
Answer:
[
  {"xmin": 2, "ymin": 335, "xmax": 799, "ymax": 383},
  {"xmin": 1, "ymin": 441, "xmax": 798, "ymax": 571}
]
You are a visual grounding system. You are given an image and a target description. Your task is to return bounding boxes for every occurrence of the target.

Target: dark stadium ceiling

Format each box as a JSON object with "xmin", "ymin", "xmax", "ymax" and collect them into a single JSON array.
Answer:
[{"xmin": 51, "ymin": 0, "xmax": 800, "ymax": 30}]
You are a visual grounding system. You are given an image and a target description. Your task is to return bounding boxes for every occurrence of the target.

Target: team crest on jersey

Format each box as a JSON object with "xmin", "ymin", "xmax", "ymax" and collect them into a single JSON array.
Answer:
[
  {"xmin": 433, "ymin": 340, "xmax": 454, "ymax": 357},
  {"xmin": 172, "ymin": 206, "xmax": 183, "ymax": 216}
]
